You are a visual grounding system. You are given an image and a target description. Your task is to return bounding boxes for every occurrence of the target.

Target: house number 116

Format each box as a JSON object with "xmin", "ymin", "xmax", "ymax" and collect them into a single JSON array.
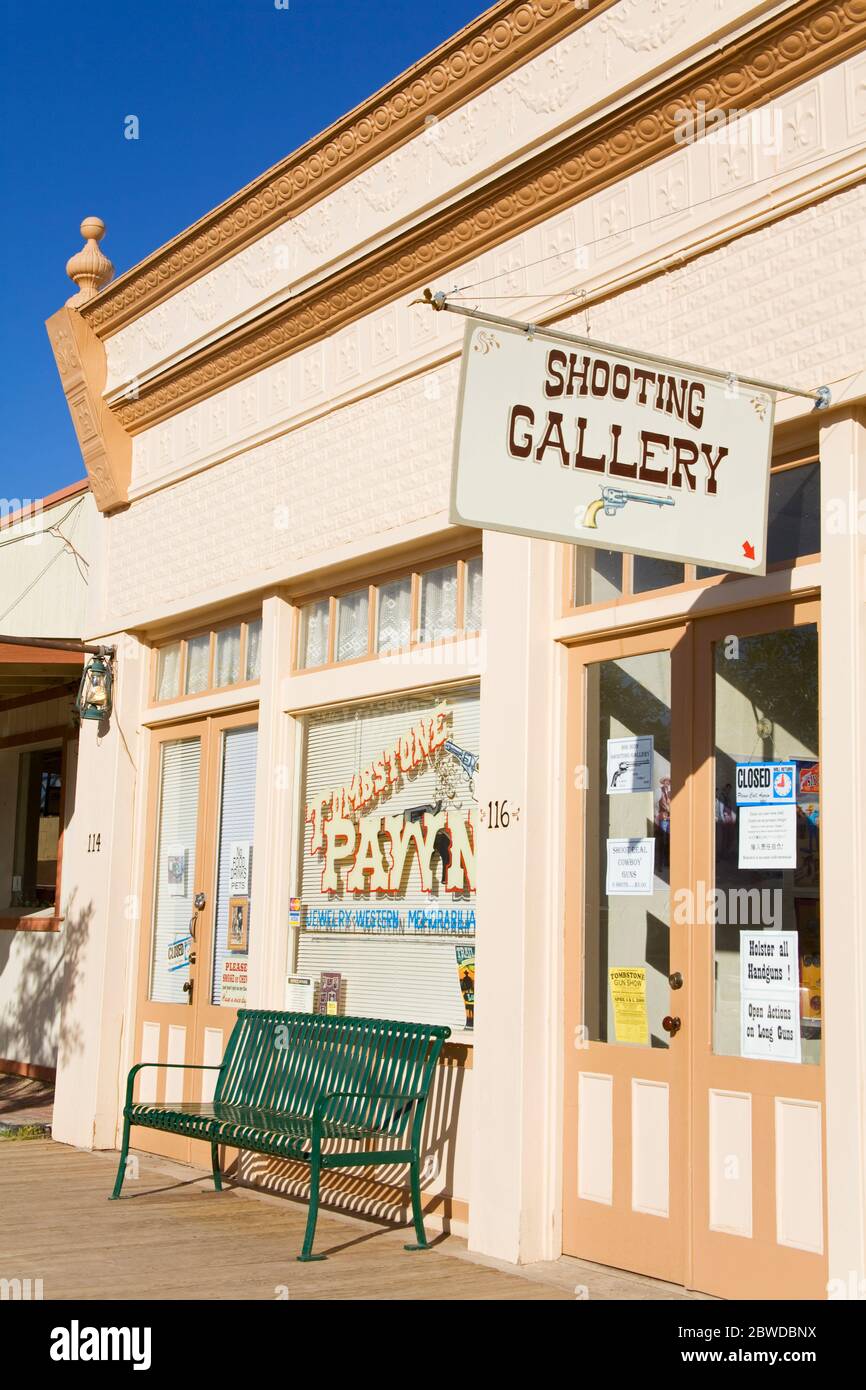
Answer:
[{"xmin": 486, "ymin": 800, "xmax": 512, "ymax": 829}]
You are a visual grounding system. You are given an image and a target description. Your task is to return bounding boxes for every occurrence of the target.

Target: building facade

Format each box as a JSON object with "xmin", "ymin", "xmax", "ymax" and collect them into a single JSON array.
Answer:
[{"xmin": 46, "ymin": 0, "xmax": 866, "ymax": 1299}]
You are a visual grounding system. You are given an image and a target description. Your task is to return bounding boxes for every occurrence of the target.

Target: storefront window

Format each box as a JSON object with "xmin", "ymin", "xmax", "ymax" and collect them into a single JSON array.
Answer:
[
  {"xmin": 294, "ymin": 683, "xmax": 479, "ymax": 1034},
  {"xmin": 376, "ymin": 577, "xmax": 412, "ymax": 653},
  {"xmin": 156, "ymin": 642, "xmax": 181, "ymax": 701},
  {"xmin": 464, "ymin": 555, "xmax": 483, "ymax": 631},
  {"xmin": 297, "ymin": 556, "xmax": 481, "ymax": 670},
  {"xmin": 419, "ymin": 564, "xmax": 458, "ymax": 642},
  {"xmin": 335, "ymin": 588, "xmax": 369, "ymax": 662},
  {"xmin": 583, "ymin": 653, "xmax": 672, "ymax": 1047},
  {"xmin": 184, "ymin": 633, "xmax": 210, "ymax": 694},
  {"xmin": 632, "ymin": 556, "xmax": 685, "ymax": 593},
  {"xmin": 244, "ymin": 618, "xmax": 262, "ymax": 680},
  {"xmin": 300, "ymin": 599, "xmax": 329, "ymax": 669},
  {"xmin": 713, "ymin": 623, "xmax": 820, "ymax": 1064},
  {"xmin": 573, "ymin": 548, "xmax": 623, "ymax": 606},
  {"xmin": 214, "ymin": 625, "xmax": 241, "ymax": 688}
]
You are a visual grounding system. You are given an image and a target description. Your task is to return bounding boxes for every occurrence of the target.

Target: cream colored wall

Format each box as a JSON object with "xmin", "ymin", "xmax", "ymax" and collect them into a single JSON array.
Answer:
[
  {"xmin": 93, "ymin": 48, "xmax": 866, "ymax": 633},
  {"xmin": 0, "ymin": 489, "xmax": 95, "ymax": 638},
  {"xmin": 100, "ymin": 0, "xmax": 784, "ymax": 398}
]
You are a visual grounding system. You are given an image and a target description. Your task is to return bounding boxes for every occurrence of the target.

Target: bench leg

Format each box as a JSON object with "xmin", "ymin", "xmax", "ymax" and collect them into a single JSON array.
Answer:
[
  {"xmin": 297, "ymin": 1150, "xmax": 326, "ymax": 1262},
  {"xmin": 109, "ymin": 1116, "xmax": 131, "ymax": 1200},
  {"xmin": 211, "ymin": 1142, "xmax": 223, "ymax": 1193},
  {"xmin": 404, "ymin": 1156, "xmax": 430, "ymax": 1251}
]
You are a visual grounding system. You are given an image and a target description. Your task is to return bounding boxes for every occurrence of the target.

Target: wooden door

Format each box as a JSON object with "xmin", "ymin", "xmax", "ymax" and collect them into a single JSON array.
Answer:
[
  {"xmin": 563, "ymin": 625, "xmax": 691, "ymax": 1284},
  {"xmin": 132, "ymin": 711, "xmax": 258, "ymax": 1164},
  {"xmin": 690, "ymin": 598, "xmax": 826, "ymax": 1299}
]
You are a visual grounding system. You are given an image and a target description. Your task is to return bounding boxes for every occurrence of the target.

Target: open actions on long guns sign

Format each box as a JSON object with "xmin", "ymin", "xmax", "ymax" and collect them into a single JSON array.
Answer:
[{"xmin": 449, "ymin": 318, "xmax": 775, "ymax": 574}]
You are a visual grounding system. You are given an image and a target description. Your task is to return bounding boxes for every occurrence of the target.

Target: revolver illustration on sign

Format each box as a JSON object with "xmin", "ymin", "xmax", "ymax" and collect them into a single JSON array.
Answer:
[
  {"xmin": 582, "ymin": 486, "xmax": 675, "ymax": 529},
  {"xmin": 444, "ymin": 739, "xmax": 480, "ymax": 779}
]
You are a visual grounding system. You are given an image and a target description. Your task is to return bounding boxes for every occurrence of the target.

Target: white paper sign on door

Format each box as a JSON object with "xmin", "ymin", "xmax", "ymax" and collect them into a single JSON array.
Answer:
[
  {"xmin": 738, "ymin": 803, "xmax": 796, "ymax": 869},
  {"xmin": 606, "ymin": 735, "xmax": 654, "ymax": 794},
  {"xmin": 606, "ymin": 837, "xmax": 655, "ymax": 896},
  {"xmin": 229, "ymin": 842, "xmax": 253, "ymax": 895},
  {"xmin": 740, "ymin": 930, "xmax": 801, "ymax": 1063}
]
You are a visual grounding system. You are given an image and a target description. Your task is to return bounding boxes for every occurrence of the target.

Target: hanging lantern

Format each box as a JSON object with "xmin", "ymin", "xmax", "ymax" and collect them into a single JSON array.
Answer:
[{"xmin": 76, "ymin": 652, "xmax": 113, "ymax": 721}]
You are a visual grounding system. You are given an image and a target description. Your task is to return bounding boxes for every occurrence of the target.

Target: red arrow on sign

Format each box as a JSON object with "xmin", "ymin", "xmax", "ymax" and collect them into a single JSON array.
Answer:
[{"xmin": 742, "ymin": 540, "xmax": 755, "ymax": 560}]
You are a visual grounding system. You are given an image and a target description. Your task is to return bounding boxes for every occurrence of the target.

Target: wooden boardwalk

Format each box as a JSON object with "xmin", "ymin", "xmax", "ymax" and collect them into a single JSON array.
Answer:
[{"xmin": 1, "ymin": 1139, "xmax": 699, "ymax": 1301}]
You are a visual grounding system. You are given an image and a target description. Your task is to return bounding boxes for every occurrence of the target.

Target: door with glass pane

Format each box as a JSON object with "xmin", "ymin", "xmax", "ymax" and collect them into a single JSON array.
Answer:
[
  {"xmin": 563, "ymin": 627, "xmax": 691, "ymax": 1284},
  {"xmin": 691, "ymin": 600, "xmax": 825, "ymax": 1299},
  {"xmin": 133, "ymin": 711, "xmax": 258, "ymax": 1163},
  {"xmin": 564, "ymin": 601, "xmax": 826, "ymax": 1298}
]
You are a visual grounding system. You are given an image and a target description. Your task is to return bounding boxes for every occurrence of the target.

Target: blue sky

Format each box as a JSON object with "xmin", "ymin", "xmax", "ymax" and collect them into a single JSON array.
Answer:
[{"xmin": 0, "ymin": 0, "xmax": 485, "ymax": 502}]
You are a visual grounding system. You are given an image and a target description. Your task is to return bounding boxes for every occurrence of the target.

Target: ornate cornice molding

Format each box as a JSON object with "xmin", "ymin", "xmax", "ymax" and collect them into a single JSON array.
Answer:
[
  {"xmin": 81, "ymin": 0, "xmax": 610, "ymax": 337},
  {"xmin": 112, "ymin": 0, "xmax": 866, "ymax": 436},
  {"xmin": 45, "ymin": 308, "xmax": 131, "ymax": 511}
]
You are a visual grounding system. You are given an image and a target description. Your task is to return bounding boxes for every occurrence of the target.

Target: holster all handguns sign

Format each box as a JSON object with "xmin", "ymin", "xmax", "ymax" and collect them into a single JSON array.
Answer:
[{"xmin": 450, "ymin": 318, "xmax": 774, "ymax": 574}]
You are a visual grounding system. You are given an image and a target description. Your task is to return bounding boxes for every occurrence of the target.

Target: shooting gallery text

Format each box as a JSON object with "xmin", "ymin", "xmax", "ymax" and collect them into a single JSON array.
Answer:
[{"xmin": 506, "ymin": 349, "xmax": 728, "ymax": 495}]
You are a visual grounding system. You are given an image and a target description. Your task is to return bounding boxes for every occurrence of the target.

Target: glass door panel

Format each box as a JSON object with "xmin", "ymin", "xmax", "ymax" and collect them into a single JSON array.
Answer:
[
  {"xmin": 148, "ymin": 736, "xmax": 201, "ymax": 1004},
  {"xmin": 210, "ymin": 724, "xmax": 258, "ymax": 1007},
  {"xmin": 712, "ymin": 623, "xmax": 820, "ymax": 1064},
  {"xmin": 584, "ymin": 651, "xmax": 673, "ymax": 1049}
]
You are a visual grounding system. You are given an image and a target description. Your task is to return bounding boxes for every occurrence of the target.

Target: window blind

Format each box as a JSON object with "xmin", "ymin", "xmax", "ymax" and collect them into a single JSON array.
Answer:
[
  {"xmin": 295, "ymin": 683, "xmax": 479, "ymax": 1034},
  {"xmin": 211, "ymin": 724, "xmax": 258, "ymax": 1006},
  {"xmin": 149, "ymin": 737, "xmax": 201, "ymax": 1004}
]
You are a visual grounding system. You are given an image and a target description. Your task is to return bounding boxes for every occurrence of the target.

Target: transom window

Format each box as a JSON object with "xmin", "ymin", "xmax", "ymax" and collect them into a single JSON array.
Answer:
[
  {"xmin": 153, "ymin": 616, "xmax": 262, "ymax": 702},
  {"xmin": 296, "ymin": 554, "xmax": 482, "ymax": 671},
  {"xmin": 571, "ymin": 452, "xmax": 819, "ymax": 609}
]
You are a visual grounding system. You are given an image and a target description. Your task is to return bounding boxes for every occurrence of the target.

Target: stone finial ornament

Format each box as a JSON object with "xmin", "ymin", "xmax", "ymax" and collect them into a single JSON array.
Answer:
[{"xmin": 65, "ymin": 217, "xmax": 114, "ymax": 306}]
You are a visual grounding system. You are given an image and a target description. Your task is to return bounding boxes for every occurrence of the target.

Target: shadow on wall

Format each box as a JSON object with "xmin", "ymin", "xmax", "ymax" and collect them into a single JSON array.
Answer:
[
  {"xmin": 0, "ymin": 894, "xmax": 91, "ymax": 1072},
  {"xmin": 235, "ymin": 1050, "xmax": 468, "ymax": 1233}
]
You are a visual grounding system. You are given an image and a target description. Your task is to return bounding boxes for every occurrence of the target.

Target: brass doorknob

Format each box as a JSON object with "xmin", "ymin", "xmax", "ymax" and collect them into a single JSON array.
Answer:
[
  {"xmin": 662, "ymin": 1015, "xmax": 681, "ymax": 1036},
  {"xmin": 669, "ymin": 971, "xmax": 683, "ymax": 990}
]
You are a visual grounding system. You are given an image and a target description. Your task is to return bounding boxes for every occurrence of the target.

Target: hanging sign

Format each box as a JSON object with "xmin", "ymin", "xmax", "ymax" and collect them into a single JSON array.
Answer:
[
  {"xmin": 740, "ymin": 930, "xmax": 801, "ymax": 1062},
  {"xmin": 735, "ymin": 762, "xmax": 797, "ymax": 805},
  {"xmin": 606, "ymin": 735, "xmax": 654, "ymax": 794},
  {"xmin": 450, "ymin": 318, "xmax": 773, "ymax": 574},
  {"xmin": 736, "ymin": 761, "xmax": 797, "ymax": 868},
  {"xmin": 167, "ymin": 934, "xmax": 192, "ymax": 973}
]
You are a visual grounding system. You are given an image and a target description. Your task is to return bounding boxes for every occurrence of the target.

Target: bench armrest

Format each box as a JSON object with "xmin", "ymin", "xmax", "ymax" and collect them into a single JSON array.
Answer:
[{"xmin": 124, "ymin": 1061, "xmax": 225, "ymax": 1110}]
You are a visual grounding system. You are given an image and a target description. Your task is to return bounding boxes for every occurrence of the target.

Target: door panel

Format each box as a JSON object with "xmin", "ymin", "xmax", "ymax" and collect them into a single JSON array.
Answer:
[
  {"xmin": 563, "ymin": 627, "xmax": 690, "ymax": 1284},
  {"xmin": 132, "ymin": 711, "xmax": 257, "ymax": 1165},
  {"xmin": 691, "ymin": 599, "xmax": 826, "ymax": 1299}
]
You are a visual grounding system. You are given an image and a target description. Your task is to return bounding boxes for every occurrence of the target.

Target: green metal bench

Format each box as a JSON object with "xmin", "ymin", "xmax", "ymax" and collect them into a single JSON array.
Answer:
[{"xmin": 109, "ymin": 1009, "xmax": 450, "ymax": 1261}]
